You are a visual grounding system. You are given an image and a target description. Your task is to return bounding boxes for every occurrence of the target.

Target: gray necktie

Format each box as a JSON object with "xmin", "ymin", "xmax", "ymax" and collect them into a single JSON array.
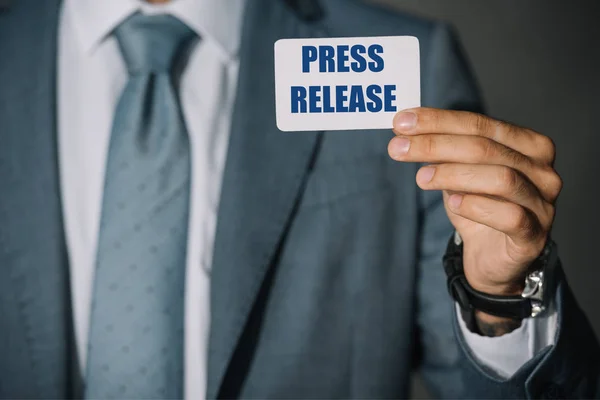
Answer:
[{"xmin": 85, "ymin": 13, "xmax": 195, "ymax": 399}]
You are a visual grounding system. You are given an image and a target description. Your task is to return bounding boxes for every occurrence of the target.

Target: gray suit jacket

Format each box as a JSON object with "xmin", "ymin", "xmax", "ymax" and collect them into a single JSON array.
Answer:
[{"xmin": 0, "ymin": 0, "xmax": 598, "ymax": 398}]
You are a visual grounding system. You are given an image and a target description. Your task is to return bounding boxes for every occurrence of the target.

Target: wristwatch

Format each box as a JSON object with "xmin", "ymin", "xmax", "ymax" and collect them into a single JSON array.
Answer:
[{"xmin": 443, "ymin": 231, "xmax": 557, "ymax": 320}]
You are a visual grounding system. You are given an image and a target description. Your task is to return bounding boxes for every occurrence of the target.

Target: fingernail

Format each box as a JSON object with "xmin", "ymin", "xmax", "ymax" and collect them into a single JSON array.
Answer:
[
  {"xmin": 394, "ymin": 111, "xmax": 418, "ymax": 131},
  {"xmin": 417, "ymin": 166, "xmax": 435, "ymax": 184},
  {"xmin": 390, "ymin": 137, "xmax": 411, "ymax": 157},
  {"xmin": 449, "ymin": 194, "xmax": 463, "ymax": 209}
]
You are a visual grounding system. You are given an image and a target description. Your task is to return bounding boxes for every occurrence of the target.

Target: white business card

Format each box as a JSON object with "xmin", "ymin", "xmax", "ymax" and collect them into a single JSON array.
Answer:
[{"xmin": 274, "ymin": 36, "xmax": 421, "ymax": 132}]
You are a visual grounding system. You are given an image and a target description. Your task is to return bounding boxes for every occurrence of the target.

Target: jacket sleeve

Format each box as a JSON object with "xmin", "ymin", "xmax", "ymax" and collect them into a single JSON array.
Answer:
[{"xmin": 415, "ymin": 22, "xmax": 600, "ymax": 399}]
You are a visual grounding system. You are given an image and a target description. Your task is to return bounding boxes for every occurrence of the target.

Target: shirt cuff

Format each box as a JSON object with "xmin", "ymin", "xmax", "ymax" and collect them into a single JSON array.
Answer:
[{"xmin": 456, "ymin": 303, "xmax": 557, "ymax": 379}]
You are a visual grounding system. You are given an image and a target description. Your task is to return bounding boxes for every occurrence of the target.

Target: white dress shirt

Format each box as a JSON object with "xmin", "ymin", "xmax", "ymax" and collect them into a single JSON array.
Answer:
[{"xmin": 57, "ymin": 0, "xmax": 555, "ymax": 398}]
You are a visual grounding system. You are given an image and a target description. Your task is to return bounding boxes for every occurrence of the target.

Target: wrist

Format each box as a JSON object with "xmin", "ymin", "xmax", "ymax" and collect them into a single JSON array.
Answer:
[
  {"xmin": 444, "ymin": 232, "xmax": 554, "ymax": 322},
  {"xmin": 462, "ymin": 249, "xmax": 528, "ymax": 296}
]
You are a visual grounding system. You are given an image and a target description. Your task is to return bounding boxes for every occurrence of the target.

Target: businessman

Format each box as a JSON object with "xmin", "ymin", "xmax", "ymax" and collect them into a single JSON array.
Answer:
[{"xmin": 0, "ymin": 0, "xmax": 598, "ymax": 398}]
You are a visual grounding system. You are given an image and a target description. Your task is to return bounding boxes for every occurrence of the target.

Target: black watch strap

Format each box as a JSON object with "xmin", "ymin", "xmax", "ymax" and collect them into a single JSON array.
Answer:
[
  {"xmin": 447, "ymin": 275, "xmax": 533, "ymax": 320},
  {"xmin": 443, "ymin": 234, "xmax": 536, "ymax": 320}
]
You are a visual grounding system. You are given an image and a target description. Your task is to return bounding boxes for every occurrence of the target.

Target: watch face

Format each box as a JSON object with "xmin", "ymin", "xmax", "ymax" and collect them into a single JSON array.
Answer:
[
  {"xmin": 526, "ymin": 240, "xmax": 558, "ymax": 317},
  {"xmin": 522, "ymin": 270, "xmax": 543, "ymax": 299}
]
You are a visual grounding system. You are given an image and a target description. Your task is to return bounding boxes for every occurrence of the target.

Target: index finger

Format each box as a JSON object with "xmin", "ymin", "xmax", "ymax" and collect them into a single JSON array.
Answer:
[{"xmin": 392, "ymin": 107, "xmax": 554, "ymax": 164}]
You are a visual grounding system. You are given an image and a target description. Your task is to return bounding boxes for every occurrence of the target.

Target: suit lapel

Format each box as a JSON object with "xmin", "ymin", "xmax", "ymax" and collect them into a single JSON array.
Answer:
[
  {"xmin": 0, "ymin": 0, "xmax": 72, "ymax": 397},
  {"xmin": 206, "ymin": 0, "xmax": 327, "ymax": 397}
]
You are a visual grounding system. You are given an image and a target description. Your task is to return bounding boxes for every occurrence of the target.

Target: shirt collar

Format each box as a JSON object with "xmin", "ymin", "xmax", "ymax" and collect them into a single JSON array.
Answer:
[{"xmin": 67, "ymin": 0, "xmax": 246, "ymax": 60}]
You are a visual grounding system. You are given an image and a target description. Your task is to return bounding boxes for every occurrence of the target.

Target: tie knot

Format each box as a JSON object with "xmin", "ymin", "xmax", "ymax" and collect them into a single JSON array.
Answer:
[{"xmin": 114, "ymin": 13, "xmax": 196, "ymax": 74}]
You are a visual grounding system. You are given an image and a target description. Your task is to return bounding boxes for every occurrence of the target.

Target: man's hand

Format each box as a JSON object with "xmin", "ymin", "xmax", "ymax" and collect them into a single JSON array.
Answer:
[{"xmin": 388, "ymin": 108, "xmax": 562, "ymax": 335}]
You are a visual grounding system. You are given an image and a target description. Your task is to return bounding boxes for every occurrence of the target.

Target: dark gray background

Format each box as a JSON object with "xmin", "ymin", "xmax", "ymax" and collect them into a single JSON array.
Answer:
[{"xmin": 368, "ymin": 0, "xmax": 600, "ymax": 396}]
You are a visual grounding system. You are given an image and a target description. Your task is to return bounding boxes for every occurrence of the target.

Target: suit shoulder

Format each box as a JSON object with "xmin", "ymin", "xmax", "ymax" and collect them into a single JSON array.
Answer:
[{"xmin": 319, "ymin": 0, "xmax": 441, "ymax": 44}]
